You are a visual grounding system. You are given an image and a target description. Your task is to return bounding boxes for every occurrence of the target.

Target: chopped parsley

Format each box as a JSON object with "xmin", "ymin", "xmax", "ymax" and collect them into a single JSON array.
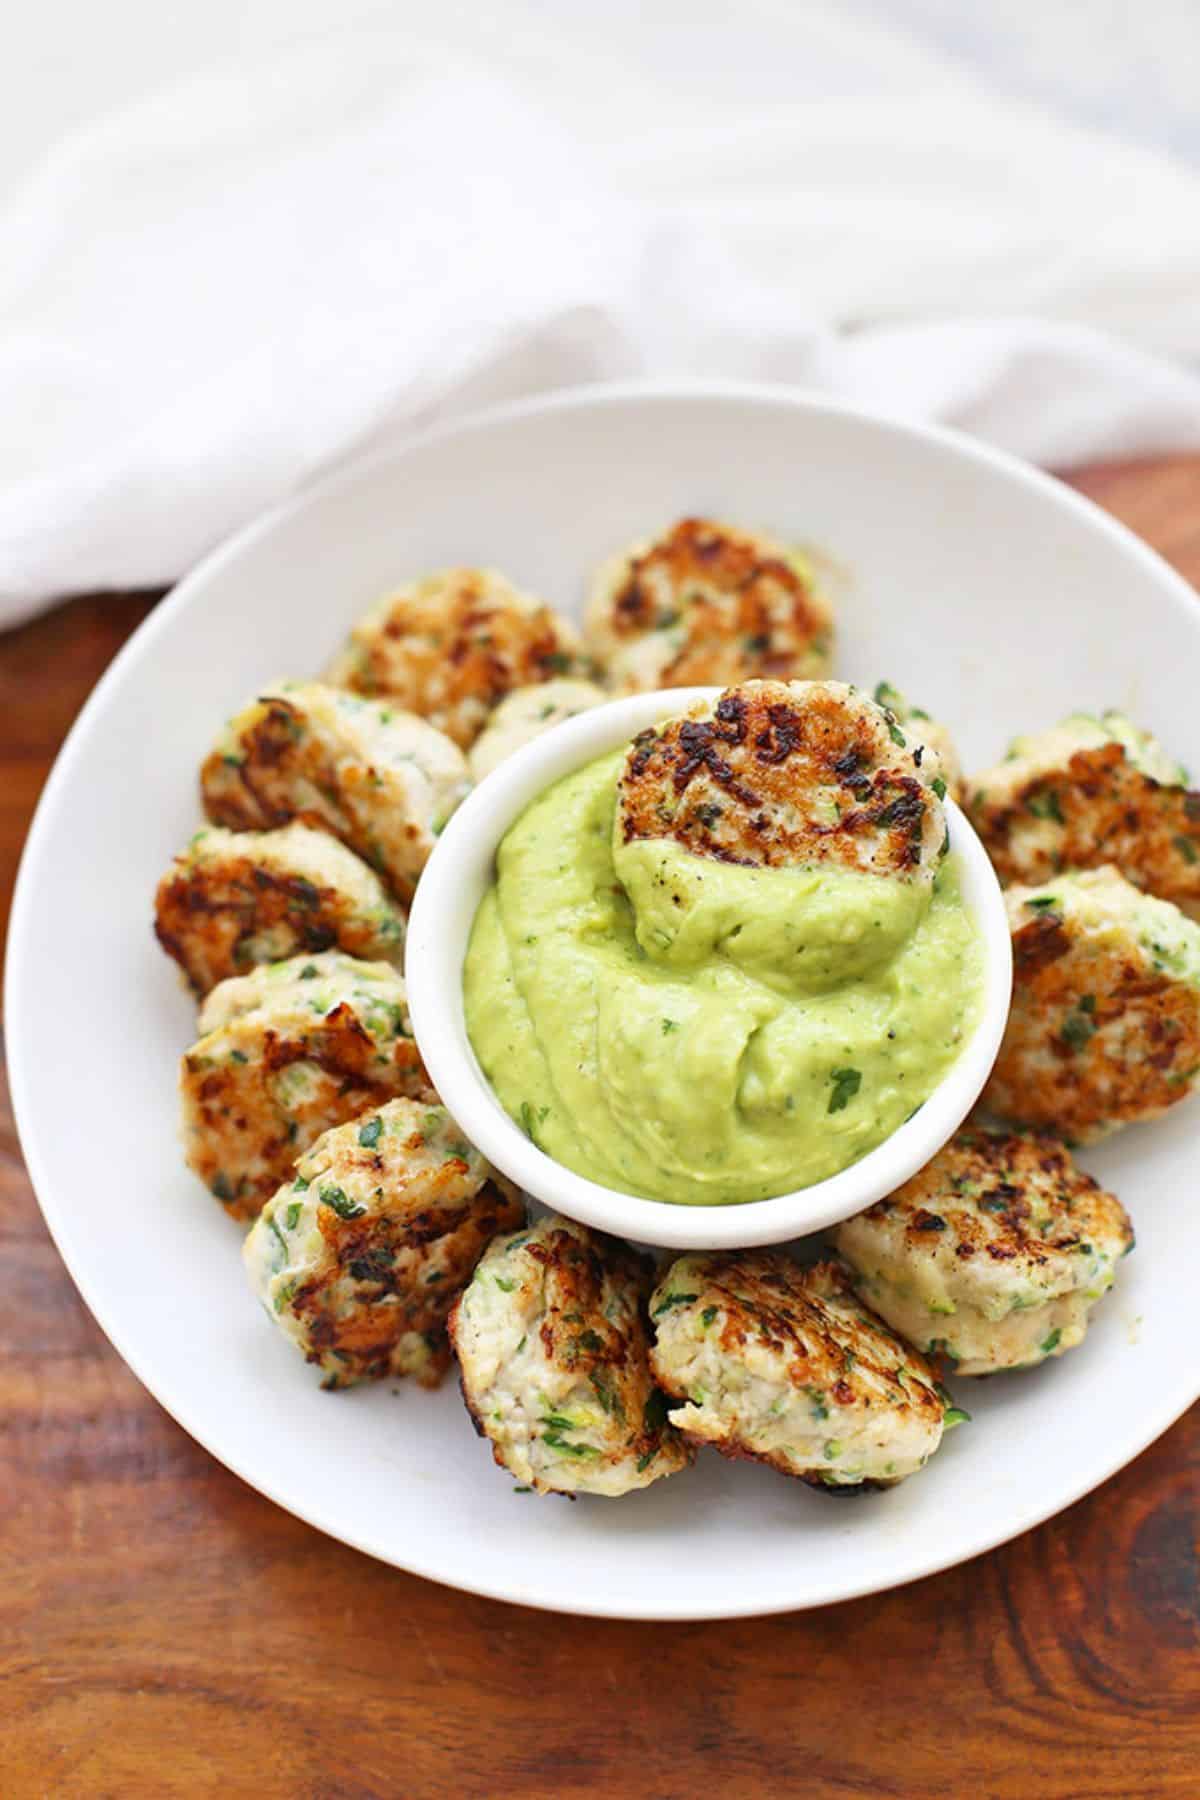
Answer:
[
  {"xmin": 931, "ymin": 775, "xmax": 947, "ymax": 801},
  {"xmin": 292, "ymin": 1173, "xmax": 311, "ymax": 1192},
  {"xmin": 943, "ymin": 1406, "xmax": 971, "ymax": 1429},
  {"xmin": 589, "ymin": 1374, "xmax": 625, "ymax": 1421},
  {"xmin": 285, "ymin": 1202, "xmax": 302, "ymax": 1230},
  {"xmin": 661, "ymin": 1018, "xmax": 680, "ymax": 1035},
  {"xmin": 1040, "ymin": 1328, "xmax": 1062, "ymax": 1355},
  {"xmin": 319, "ymin": 1184, "xmax": 366, "ymax": 1220},
  {"xmin": 542, "ymin": 1431, "xmax": 598, "ymax": 1457},
  {"xmin": 1061, "ymin": 1005, "xmax": 1096, "ymax": 1052},
  {"xmin": 827, "ymin": 1067, "xmax": 862, "ymax": 1113},
  {"xmin": 653, "ymin": 1292, "xmax": 699, "ymax": 1316},
  {"xmin": 1026, "ymin": 894, "xmax": 1058, "ymax": 911},
  {"xmin": 357, "ymin": 1116, "xmax": 383, "ymax": 1149},
  {"xmin": 1028, "ymin": 789, "xmax": 1065, "ymax": 824},
  {"xmin": 519, "ymin": 1101, "xmax": 550, "ymax": 1146},
  {"xmin": 700, "ymin": 1306, "xmax": 719, "ymax": 1329}
]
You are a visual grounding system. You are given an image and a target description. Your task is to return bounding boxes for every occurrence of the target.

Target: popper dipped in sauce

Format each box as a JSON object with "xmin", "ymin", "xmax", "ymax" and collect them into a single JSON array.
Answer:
[{"xmin": 464, "ymin": 681, "xmax": 984, "ymax": 1206}]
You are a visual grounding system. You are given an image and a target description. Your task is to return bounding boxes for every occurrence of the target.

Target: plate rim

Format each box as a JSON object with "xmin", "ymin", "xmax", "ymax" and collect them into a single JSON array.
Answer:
[{"xmin": 7, "ymin": 377, "xmax": 1199, "ymax": 1619}]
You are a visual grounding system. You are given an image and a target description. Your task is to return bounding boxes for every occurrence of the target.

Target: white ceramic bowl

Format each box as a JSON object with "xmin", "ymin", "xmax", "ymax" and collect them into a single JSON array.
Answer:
[
  {"xmin": 407, "ymin": 686, "xmax": 1012, "ymax": 1250},
  {"xmin": 9, "ymin": 382, "xmax": 1200, "ymax": 1620}
]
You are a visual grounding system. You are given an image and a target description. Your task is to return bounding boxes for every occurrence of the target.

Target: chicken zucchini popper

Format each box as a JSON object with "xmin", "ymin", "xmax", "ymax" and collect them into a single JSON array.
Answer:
[
  {"xmin": 833, "ymin": 1126, "xmax": 1134, "ymax": 1375},
  {"xmin": 585, "ymin": 517, "xmax": 834, "ymax": 694},
  {"xmin": 244, "ymin": 1099, "xmax": 522, "ymax": 1388},
  {"xmin": 468, "ymin": 679, "xmax": 607, "ymax": 782},
  {"xmin": 969, "ymin": 709, "xmax": 1200, "ymax": 913},
  {"xmin": 325, "ymin": 567, "xmax": 591, "ymax": 749},
  {"xmin": 155, "ymin": 822, "xmax": 406, "ymax": 996},
  {"xmin": 984, "ymin": 867, "xmax": 1200, "ymax": 1142},
  {"xmin": 200, "ymin": 680, "xmax": 470, "ymax": 904},
  {"xmin": 449, "ymin": 1213, "xmax": 692, "ymax": 1497},
  {"xmin": 648, "ymin": 1253, "xmax": 953, "ymax": 1490},
  {"xmin": 464, "ymin": 679, "xmax": 982, "ymax": 1205},
  {"xmin": 182, "ymin": 951, "xmax": 431, "ymax": 1220}
]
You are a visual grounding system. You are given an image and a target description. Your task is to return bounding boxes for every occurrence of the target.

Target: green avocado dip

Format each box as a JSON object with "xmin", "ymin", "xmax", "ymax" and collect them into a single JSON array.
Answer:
[{"xmin": 463, "ymin": 749, "xmax": 983, "ymax": 1206}]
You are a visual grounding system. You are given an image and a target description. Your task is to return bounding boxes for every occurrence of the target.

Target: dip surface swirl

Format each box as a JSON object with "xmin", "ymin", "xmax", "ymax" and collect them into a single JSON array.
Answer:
[{"xmin": 464, "ymin": 687, "xmax": 984, "ymax": 1206}]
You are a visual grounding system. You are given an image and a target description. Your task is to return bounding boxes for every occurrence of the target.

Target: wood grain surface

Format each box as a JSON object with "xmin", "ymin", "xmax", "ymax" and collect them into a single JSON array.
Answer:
[{"xmin": 2, "ymin": 467, "xmax": 1198, "ymax": 1799}]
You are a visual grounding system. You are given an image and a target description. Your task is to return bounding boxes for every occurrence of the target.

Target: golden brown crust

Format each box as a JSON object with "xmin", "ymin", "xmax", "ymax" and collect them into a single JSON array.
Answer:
[
  {"xmin": 985, "ymin": 908, "xmax": 1200, "ymax": 1140},
  {"xmin": 617, "ymin": 680, "xmax": 942, "ymax": 875},
  {"xmin": 852, "ymin": 1125, "xmax": 1132, "ymax": 1270},
  {"xmin": 1010, "ymin": 909, "xmax": 1073, "ymax": 978},
  {"xmin": 201, "ymin": 693, "xmax": 315, "ymax": 834},
  {"xmin": 522, "ymin": 1226, "xmax": 654, "ymax": 1405},
  {"xmin": 183, "ymin": 1003, "xmax": 433, "ymax": 1220},
  {"xmin": 592, "ymin": 518, "xmax": 832, "ymax": 691},
  {"xmin": 327, "ymin": 570, "xmax": 589, "ymax": 747},
  {"xmin": 295, "ymin": 1173, "xmax": 523, "ymax": 1387},
  {"xmin": 154, "ymin": 843, "xmax": 402, "ymax": 995},
  {"xmin": 970, "ymin": 741, "xmax": 1200, "ymax": 911}
]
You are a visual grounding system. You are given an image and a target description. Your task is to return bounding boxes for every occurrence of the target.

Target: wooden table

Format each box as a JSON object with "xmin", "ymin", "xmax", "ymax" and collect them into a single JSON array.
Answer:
[{"xmin": 3, "ymin": 461, "xmax": 1198, "ymax": 1798}]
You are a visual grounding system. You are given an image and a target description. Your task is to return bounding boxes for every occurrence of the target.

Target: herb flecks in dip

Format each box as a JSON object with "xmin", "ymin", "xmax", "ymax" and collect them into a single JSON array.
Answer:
[{"xmin": 464, "ymin": 682, "xmax": 984, "ymax": 1206}]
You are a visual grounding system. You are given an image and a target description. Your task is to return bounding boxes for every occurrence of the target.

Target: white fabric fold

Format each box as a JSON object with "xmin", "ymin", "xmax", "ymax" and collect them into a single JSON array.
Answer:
[{"xmin": 3, "ymin": 6, "xmax": 1200, "ymax": 624}]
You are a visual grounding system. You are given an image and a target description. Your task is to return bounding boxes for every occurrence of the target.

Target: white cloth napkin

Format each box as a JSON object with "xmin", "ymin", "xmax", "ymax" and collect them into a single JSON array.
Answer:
[{"xmin": 4, "ymin": 3, "xmax": 1200, "ymax": 627}]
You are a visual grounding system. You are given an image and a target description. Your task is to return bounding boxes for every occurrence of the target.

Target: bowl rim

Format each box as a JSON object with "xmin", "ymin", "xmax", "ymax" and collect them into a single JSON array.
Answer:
[{"xmin": 406, "ymin": 685, "xmax": 1013, "ymax": 1249}]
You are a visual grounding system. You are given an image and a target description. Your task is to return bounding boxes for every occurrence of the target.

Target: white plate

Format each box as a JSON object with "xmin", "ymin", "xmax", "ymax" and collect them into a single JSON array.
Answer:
[{"xmin": 8, "ymin": 383, "xmax": 1199, "ymax": 1620}]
